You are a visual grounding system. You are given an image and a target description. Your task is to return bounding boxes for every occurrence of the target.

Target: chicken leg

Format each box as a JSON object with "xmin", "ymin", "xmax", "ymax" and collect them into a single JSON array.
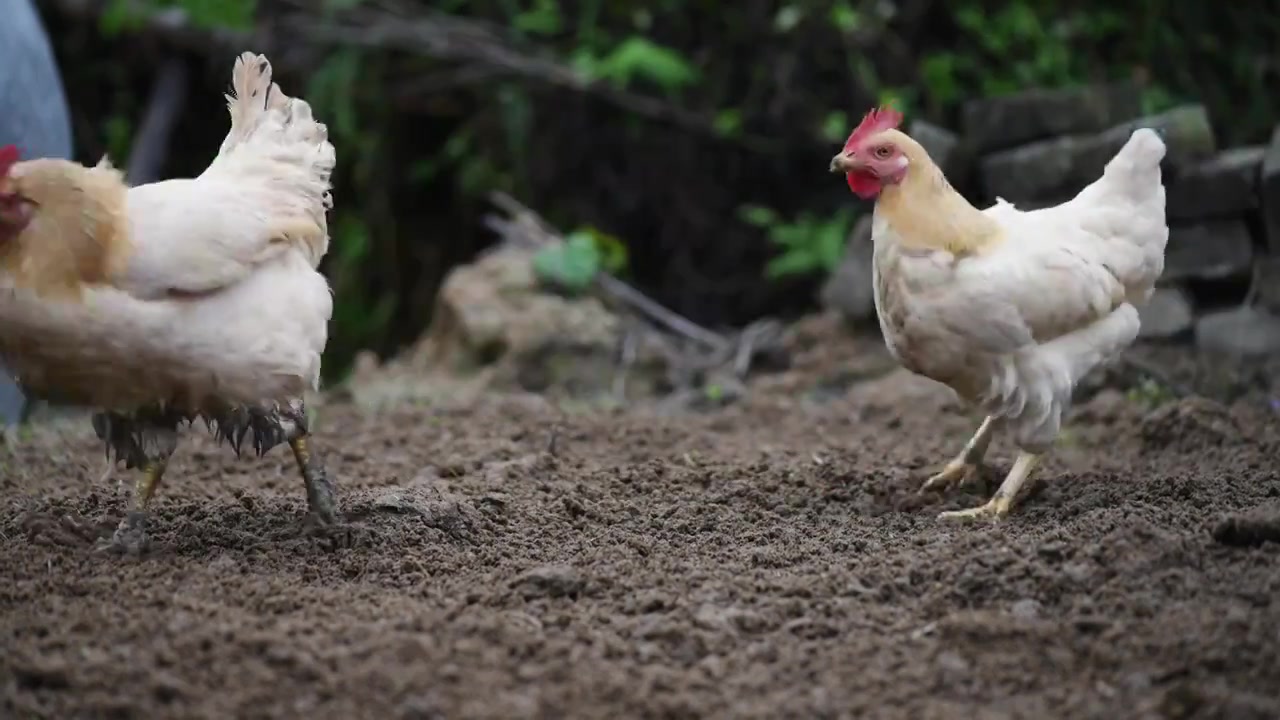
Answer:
[
  {"xmin": 91, "ymin": 410, "xmax": 182, "ymax": 555},
  {"xmin": 920, "ymin": 415, "xmax": 997, "ymax": 494},
  {"xmin": 938, "ymin": 451, "xmax": 1040, "ymax": 522},
  {"xmin": 211, "ymin": 399, "xmax": 339, "ymax": 529}
]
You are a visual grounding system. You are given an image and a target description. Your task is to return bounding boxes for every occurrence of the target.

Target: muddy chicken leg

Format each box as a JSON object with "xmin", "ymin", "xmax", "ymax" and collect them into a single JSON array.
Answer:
[
  {"xmin": 210, "ymin": 400, "xmax": 340, "ymax": 529},
  {"xmin": 93, "ymin": 399, "xmax": 338, "ymax": 554}
]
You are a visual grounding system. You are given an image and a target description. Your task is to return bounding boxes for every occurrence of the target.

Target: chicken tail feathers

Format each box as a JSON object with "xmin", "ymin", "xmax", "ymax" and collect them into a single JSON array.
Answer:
[
  {"xmin": 1099, "ymin": 128, "xmax": 1166, "ymax": 203},
  {"xmin": 207, "ymin": 52, "xmax": 337, "ymax": 267},
  {"xmin": 220, "ymin": 52, "xmax": 276, "ymax": 154}
]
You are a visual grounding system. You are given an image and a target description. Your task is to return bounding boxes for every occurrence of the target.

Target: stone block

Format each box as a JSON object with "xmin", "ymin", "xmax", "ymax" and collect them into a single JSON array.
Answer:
[
  {"xmin": 908, "ymin": 119, "xmax": 967, "ymax": 180},
  {"xmin": 819, "ymin": 215, "xmax": 876, "ymax": 326},
  {"xmin": 1261, "ymin": 125, "xmax": 1280, "ymax": 252},
  {"xmin": 1138, "ymin": 287, "xmax": 1194, "ymax": 339},
  {"xmin": 961, "ymin": 82, "xmax": 1142, "ymax": 154},
  {"xmin": 1162, "ymin": 220, "xmax": 1255, "ymax": 281},
  {"xmin": 1166, "ymin": 146, "xmax": 1265, "ymax": 221},
  {"xmin": 1196, "ymin": 306, "xmax": 1280, "ymax": 357},
  {"xmin": 980, "ymin": 105, "xmax": 1216, "ymax": 203}
]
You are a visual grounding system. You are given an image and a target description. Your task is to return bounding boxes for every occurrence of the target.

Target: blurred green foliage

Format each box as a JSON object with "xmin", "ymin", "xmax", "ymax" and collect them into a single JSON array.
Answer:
[
  {"xmin": 739, "ymin": 204, "xmax": 855, "ymax": 279},
  {"xmin": 533, "ymin": 227, "xmax": 629, "ymax": 294},
  {"xmin": 61, "ymin": 0, "xmax": 1280, "ymax": 378}
]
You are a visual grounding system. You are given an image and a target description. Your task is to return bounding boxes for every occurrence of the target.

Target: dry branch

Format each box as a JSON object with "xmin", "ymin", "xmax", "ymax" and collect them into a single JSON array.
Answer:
[
  {"xmin": 483, "ymin": 192, "xmax": 788, "ymax": 396},
  {"xmin": 46, "ymin": 0, "xmax": 775, "ymax": 149},
  {"xmin": 124, "ymin": 56, "xmax": 189, "ymax": 185}
]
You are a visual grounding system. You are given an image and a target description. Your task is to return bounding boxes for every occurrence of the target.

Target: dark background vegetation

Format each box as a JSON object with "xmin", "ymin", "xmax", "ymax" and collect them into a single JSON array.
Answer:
[{"xmin": 35, "ymin": 0, "xmax": 1280, "ymax": 379}]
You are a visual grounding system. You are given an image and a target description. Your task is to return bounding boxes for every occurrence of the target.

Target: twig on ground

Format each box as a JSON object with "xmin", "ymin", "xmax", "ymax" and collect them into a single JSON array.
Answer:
[
  {"xmin": 483, "ymin": 192, "xmax": 790, "ymax": 397},
  {"xmin": 487, "ymin": 191, "xmax": 728, "ymax": 353},
  {"xmin": 612, "ymin": 323, "xmax": 641, "ymax": 401}
]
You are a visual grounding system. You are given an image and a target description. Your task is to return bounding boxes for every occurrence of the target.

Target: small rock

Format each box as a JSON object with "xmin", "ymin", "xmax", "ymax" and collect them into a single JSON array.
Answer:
[
  {"xmin": 410, "ymin": 245, "xmax": 666, "ymax": 398},
  {"xmin": 961, "ymin": 82, "xmax": 1142, "ymax": 154},
  {"xmin": 511, "ymin": 564, "xmax": 585, "ymax": 600},
  {"xmin": 1010, "ymin": 598, "xmax": 1042, "ymax": 619},
  {"xmin": 1166, "ymin": 146, "xmax": 1265, "ymax": 221},
  {"xmin": 819, "ymin": 215, "xmax": 875, "ymax": 326},
  {"xmin": 1262, "ymin": 125, "xmax": 1280, "ymax": 252},
  {"xmin": 1196, "ymin": 306, "xmax": 1280, "ymax": 356},
  {"xmin": 1036, "ymin": 540, "xmax": 1067, "ymax": 560},
  {"xmin": 908, "ymin": 119, "xmax": 967, "ymax": 178},
  {"xmin": 980, "ymin": 105, "xmax": 1216, "ymax": 202},
  {"xmin": 1138, "ymin": 287, "xmax": 1195, "ymax": 339},
  {"xmin": 374, "ymin": 491, "xmax": 414, "ymax": 513},
  {"xmin": 1254, "ymin": 256, "xmax": 1280, "ymax": 315},
  {"xmin": 13, "ymin": 658, "xmax": 71, "ymax": 690},
  {"xmin": 1062, "ymin": 562, "xmax": 1093, "ymax": 583},
  {"xmin": 935, "ymin": 650, "xmax": 970, "ymax": 673},
  {"xmin": 1162, "ymin": 221, "xmax": 1255, "ymax": 281}
]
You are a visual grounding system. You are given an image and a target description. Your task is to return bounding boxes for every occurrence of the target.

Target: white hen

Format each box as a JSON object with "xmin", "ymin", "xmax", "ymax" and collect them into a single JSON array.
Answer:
[
  {"xmin": 0, "ymin": 52, "xmax": 339, "ymax": 552},
  {"xmin": 829, "ymin": 106, "xmax": 1168, "ymax": 521}
]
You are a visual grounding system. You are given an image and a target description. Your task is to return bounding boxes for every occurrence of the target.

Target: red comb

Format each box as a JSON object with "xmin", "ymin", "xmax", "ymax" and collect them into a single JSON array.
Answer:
[
  {"xmin": 0, "ymin": 145, "xmax": 19, "ymax": 176},
  {"xmin": 843, "ymin": 105, "xmax": 904, "ymax": 152}
]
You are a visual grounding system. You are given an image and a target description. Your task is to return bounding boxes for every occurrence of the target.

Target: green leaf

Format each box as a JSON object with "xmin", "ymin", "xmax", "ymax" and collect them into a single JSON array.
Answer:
[
  {"xmin": 101, "ymin": 0, "xmax": 151, "ymax": 35},
  {"xmin": 334, "ymin": 216, "xmax": 370, "ymax": 264},
  {"xmin": 533, "ymin": 234, "xmax": 603, "ymax": 294},
  {"xmin": 737, "ymin": 205, "xmax": 779, "ymax": 227},
  {"xmin": 821, "ymin": 111, "xmax": 849, "ymax": 144},
  {"xmin": 594, "ymin": 36, "xmax": 698, "ymax": 93},
  {"xmin": 513, "ymin": 0, "xmax": 562, "ymax": 35},
  {"xmin": 591, "ymin": 232, "xmax": 629, "ymax": 274},
  {"xmin": 714, "ymin": 109, "xmax": 743, "ymax": 138},
  {"xmin": 765, "ymin": 251, "xmax": 820, "ymax": 279},
  {"xmin": 569, "ymin": 47, "xmax": 601, "ymax": 82},
  {"xmin": 773, "ymin": 5, "xmax": 805, "ymax": 33},
  {"xmin": 829, "ymin": 1, "xmax": 861, "ymax": 33},
  {"xmin": 306, "ymin": 50, "xmax": 363, "ymax": 141}
]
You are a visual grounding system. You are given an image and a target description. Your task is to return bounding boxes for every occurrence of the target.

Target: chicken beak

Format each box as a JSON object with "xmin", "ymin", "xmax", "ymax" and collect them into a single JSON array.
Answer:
[{"xmin": 829, "ymin": 153, "xmax": 857, "ymax": 174}]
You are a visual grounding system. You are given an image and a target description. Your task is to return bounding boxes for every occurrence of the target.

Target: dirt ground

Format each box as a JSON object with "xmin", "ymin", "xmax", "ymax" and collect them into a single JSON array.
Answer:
[{"xmin": 3, "ymin": 316, "xmax": 1279, "ymax": 720}]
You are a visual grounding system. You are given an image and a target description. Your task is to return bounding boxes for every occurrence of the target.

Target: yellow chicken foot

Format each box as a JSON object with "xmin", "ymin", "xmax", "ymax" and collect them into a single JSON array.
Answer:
[
  {"xmin": 938, "ymin": 451, "xmax": 1040, "ymax": 522},
  {"xmin": 920, "ymin": 415, "xmax": 997, "ymax": 494},
  {"xmin": 97, "ymin": 460, "xmax": 167, "ymax": 555}
]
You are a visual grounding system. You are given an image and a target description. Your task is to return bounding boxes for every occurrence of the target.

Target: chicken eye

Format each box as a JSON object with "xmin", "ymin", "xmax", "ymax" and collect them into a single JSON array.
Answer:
[{"xmin": 874, "ymin": 146, "xmax": 892, "ymax": 159}]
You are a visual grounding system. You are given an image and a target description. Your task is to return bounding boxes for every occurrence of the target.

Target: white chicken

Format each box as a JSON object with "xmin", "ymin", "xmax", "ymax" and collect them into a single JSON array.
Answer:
[
  {"xmin": 828, "ymin": 106, "xmax": 1168, "ymax": 521},
  {"xmin": 0, "ymin": 52, "xmax": 338, "ymax": 552}
]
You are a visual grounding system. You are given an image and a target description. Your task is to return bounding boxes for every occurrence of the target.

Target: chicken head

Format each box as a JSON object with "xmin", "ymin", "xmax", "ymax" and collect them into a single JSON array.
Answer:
[
  {"xmin": 0, "ymin": 145, "xmax": 34, "ymax": 244},
  {"xmin": 829, "ymin": 106, "xmax": 910, "ymax": 200}
]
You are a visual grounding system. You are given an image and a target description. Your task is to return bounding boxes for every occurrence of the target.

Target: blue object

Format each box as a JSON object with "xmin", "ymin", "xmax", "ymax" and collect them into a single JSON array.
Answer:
[{"xmin": 0, "ymin": 0, "xmax": 75, "ymax": 425}]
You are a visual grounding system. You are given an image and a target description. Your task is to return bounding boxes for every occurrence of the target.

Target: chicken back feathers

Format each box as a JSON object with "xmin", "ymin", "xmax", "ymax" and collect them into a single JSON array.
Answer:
[
  {"xmin": 869, "ymin": 128, "xmax": 1168, "ymax": 452},
  {"xmin": 0, "ymin": 52, "xmax": 336, "ymax": 412}
]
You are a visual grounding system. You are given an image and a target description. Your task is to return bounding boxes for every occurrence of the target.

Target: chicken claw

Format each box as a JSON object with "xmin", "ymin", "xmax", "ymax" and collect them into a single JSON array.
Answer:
[
  {"xmin": 920, "ymin": 415, "xmax": 996, "ymax": 494},
  {"xmin": 938, "ymin": 451, "xmax": 1040, "ymax": 523},
  {"xmin": 96, "ymin": 459, "xmax": 167, "ymax": 555}
]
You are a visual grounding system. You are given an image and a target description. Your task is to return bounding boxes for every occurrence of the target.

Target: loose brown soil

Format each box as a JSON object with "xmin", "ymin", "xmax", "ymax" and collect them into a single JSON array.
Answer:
[{"xmin": 3, "ymin": 318, "xmax": 1279, "ymax": 720}]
